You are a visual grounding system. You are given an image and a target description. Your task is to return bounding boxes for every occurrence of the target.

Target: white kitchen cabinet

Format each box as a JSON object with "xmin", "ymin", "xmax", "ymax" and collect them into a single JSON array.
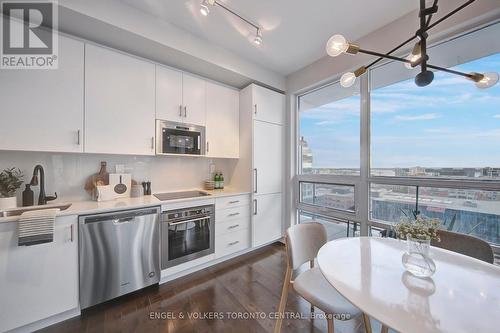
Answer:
[
  {"xmin": 0, "ymin": 215, "xmax": 79, "ymax": 332},
  {"xmin": 0, "ymin": 34, "xmax": 84, "ymax": 153},
  {"xmin": 155, "ymin": 69, "xmax": 206, "ymax": 127},
  {"xmin": 206, "ymin": 82, "xmax": 239, "ymax": 158},
  {"xmin": 253, "ymin": 193, "xmax": 283, "ymax": 247},
  {"xmin": 85, "ymin": 44, "xmax": 155, "ymax": 155},
  {"xmin": 155, "ymin": 65, "xmax": 183, "ymax": 122},
  {"xmin": 253, "ymin": 120, "xmax": 283, "ymax": 195},
  {"xmin": 182, "ymin": 74, "xmax": 206, "ymax": 126},
  {"xmin": 253, "ymin": 84, "xmax": 284, "ymax": 125}
]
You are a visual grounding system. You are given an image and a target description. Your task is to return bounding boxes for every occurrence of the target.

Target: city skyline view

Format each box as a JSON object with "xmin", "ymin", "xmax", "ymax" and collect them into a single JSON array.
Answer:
[{"xmin": 299, "ymin": 52, "xmax": 500, "ymax": 170}]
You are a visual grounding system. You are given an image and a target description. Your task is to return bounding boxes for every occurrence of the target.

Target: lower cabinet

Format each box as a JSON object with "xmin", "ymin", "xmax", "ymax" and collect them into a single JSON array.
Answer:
[
  {"xmin": 215, "ymin": 195, "xmax": 250, "ymax": 258},
  {"xmin": 0, "ymin": 215, "xmax": 79, "ymax": 332},
  {"xmin": 252, "ymin": 193, "xmax": 283, "ymax": 247}
]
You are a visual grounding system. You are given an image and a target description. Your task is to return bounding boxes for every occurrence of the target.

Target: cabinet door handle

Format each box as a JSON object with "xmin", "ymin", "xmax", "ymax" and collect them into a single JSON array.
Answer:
[
  {"xmin": 229, "ymin": 200, "xmax": 240, "ymax": 204},
  {"xmin": 228, "ymin": 241, "xmax": 240, "ymax": 246},
  {"xmin": 184, "ymin": 106, "xmax": 187, "ymax": 117},
  {"xmin": 254, "ymin": 104, "xmax": 257, "ymax": 115},
  {"xmin": 253, "ymin": 199, "xmax": 258, "ymax": 215},
  {"xmin": 151, "ymin": 137, "xmax": 154, "ymax": 150},
  {"xmin": 228, "ymin": 212, "xmax": 240, "ymax": 217},
  {"xmin": 77, "ymin": 129, "xmax": 81, "ymax": 145},
  {"xmin": 228, "ymin": 224, "xmax": 239, "ymax": 229},
  {"xmin": 179, "ymin": 105, "xmax": 183, "ymax": 117},
  {"xmin": 206, "ymin": 141, "xmax": 209, "ymax": 153},
  {"xmin": 253, "ymin": 168, "xmax": 258, "ymax": 194},
  {"xmin": 70, "ymin": 224, "xmax": 74, "ymax": 242}
]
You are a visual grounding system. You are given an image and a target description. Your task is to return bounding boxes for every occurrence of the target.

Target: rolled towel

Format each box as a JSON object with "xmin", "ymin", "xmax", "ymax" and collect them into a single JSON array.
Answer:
[{"xmin": 18, "ymin": 208, "xmax": 60, "ymax": 246}]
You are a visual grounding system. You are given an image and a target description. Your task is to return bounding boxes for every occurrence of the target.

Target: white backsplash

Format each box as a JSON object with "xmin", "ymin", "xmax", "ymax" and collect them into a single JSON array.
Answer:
[{"xmin": 0, "ymin": 151, "xmax": 238, "ymax": 204}]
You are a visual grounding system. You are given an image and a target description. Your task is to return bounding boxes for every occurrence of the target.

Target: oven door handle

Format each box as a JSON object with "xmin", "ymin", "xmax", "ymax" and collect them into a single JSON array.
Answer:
[{"xmin": 168, "ymin": 216, "xmax": 210, "ymax": 226}]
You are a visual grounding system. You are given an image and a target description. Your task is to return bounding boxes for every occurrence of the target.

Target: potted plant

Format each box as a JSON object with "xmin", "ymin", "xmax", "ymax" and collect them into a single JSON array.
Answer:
[
  {"xmin": 394, "ymin": 215, "xmax": 441, "ymax": 278},
  {"xmin": 0, "ymin": 167, "xmax": 24, "ymax": 209}
]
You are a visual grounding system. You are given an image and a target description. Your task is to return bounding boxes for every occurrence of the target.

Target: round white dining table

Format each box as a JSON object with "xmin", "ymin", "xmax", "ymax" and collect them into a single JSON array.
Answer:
[{"xmin": 317, "ymin": 237, "xmax": 500, "ymax": 333}]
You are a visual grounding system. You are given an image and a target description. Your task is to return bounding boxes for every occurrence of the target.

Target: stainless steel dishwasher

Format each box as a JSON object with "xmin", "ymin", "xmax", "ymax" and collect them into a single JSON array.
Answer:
[{"xmin": 79, "ymin": 207, "xmax": 160, "ymax": 309}]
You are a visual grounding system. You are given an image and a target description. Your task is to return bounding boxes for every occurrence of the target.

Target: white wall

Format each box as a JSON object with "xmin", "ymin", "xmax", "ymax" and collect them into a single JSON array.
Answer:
[{"xmin": 0, "ymin": 151, "xmax": 238, "ymax": 204}]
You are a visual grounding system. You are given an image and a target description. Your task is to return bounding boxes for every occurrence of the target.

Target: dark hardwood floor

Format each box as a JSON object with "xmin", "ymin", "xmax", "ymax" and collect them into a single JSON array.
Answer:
[{"xmin": 39, "ymin": 243, "xmax": 365, "ymax": 333}]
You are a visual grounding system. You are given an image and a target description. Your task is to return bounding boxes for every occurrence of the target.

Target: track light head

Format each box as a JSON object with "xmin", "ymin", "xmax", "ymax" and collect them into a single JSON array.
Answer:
[{"xmin": 254, "ymin": 29, "xmax": 263, "ymax": 45}]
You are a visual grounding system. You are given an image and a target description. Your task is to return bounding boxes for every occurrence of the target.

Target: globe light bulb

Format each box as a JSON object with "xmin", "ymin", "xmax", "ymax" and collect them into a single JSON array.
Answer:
[
  {"xmin": 405, "ymin": 53, "xmax": 421, "ymax": 69},
  {"xmin": 326, "ymin": 34, "xmax": 349, "ymax": 57},
  {"xmin": 200, "ymin": 0, "xmax": 210, "ymax": 16},
  {"xmin": 340, "ymin": 72, "xmax": 356, "ymax": 88},
  {"xmin": 475, "ymin": 72, "xmax": 499, "ymax": 89}
]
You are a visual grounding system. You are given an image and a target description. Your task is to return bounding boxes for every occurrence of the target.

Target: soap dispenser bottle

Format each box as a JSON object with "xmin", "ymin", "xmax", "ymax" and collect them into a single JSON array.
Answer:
[{"xmin": 22, "ymin": 184, "xmax": 34, "ymax": 206}]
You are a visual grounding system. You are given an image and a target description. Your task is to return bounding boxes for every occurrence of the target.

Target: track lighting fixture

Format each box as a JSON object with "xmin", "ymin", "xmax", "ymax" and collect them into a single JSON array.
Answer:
[
  {"xmin": 199, "ymin": 0, "xmax": 262, "ymax": 46},
  {"xmin": 326, "ymin": 0, "xmax": 498, "ymax": 89},
  {"xmin": 254, "ymin": 29, "xmax": 263, "ymax": 45}
]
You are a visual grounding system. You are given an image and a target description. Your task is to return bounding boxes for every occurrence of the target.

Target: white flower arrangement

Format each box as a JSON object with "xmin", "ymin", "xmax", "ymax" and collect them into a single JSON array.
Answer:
[{"xmin": 393, "ymin": 215, "xmax": 441, "ymax": 241}]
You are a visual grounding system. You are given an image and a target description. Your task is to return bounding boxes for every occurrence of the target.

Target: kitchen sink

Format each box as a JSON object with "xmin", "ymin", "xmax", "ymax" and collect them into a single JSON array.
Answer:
[{"xmin": 0, "ymin": 203, "xmax": 72, "ymax": 217}]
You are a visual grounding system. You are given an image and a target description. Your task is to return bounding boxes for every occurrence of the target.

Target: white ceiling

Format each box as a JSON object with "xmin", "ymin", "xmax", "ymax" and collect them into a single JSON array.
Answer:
[{"xmin": 119, "ymin": 0, "xmax": 418, "ymax": 76}]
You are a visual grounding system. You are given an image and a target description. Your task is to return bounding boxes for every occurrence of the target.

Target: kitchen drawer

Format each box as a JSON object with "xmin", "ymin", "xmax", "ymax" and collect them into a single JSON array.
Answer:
[
  {"xmin": 215, "ymin": 228, "xmax": 250, "ymax": 258},
  {"xmin": 215, "ymin": 205, "xmax": 250, "ymax": 222},
  {"xmin": 216, "ymin": 217, "xmax": 250, "ymax": 236},
  {"xmin": 215, "ymin": 195, "xmax": 250, "ymax": 210}
]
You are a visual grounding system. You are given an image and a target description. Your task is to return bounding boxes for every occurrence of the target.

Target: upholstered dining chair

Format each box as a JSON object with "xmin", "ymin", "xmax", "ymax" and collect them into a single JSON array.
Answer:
[
  {"xmin": 274, "ymin": 223, "xmax": 370, "ymax": 333},
  {"xmin": 431, "ymin": 229, "xmax": 495, "ymax": 264}
]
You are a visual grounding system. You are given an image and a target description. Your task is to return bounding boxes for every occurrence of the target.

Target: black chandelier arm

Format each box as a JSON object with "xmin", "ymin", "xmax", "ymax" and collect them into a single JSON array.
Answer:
[
  {"xmin": 358, "ymin": 48, "xmax": 475, "ymax": 80},
  {"xmin": 425, "ymin": 0, "xmax": 439, "ymax": 28},
  {"xmin": 426, "ymin": 0, "xmax": 476, "ymax": 31},
  {"xmin": 364, "ymin": 0, "xmax": 476, "ymax": 71}
]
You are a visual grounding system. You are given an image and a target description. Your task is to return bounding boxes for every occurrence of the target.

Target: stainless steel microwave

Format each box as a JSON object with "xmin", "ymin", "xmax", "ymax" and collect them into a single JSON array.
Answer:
[{"xmin": 156, "ymin": 120, "xmax": 205, "ymax": 155}]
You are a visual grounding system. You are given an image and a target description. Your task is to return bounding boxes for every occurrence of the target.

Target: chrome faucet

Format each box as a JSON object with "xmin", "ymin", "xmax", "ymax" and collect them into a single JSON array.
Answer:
[{"xmin": 30, "ymin": 165, "xmax": 57, "ymax": 205}]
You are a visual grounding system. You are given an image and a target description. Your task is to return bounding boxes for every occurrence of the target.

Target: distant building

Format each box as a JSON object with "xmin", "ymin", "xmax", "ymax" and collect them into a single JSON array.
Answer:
[{"xmin": 300, "ymin": 137, "xmax": 313, "ymax": 174}]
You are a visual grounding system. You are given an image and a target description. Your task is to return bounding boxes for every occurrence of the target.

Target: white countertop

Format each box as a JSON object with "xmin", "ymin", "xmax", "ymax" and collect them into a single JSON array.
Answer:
[
  {"xmin": 0, "ymin": 188, "xmax": 250, "ymax": 223},
  {"xmin": 317, "ymin": 237, "xmax": 500, "ymax": 333}
]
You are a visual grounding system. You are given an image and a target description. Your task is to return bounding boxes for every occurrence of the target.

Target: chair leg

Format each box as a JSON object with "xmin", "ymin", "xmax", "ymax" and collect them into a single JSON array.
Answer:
[
  {"xmin": 274, "ymin": 265, "xmax": 292, "ymax": 333},
  {"xmin": 327, "ymin": 316, "xmax": 334, "ymax": 333},
  {"xmin": 381, "ymin": 324, "xmax": 389, "ymax": 333},
  {"xmin": 363, "ymin": 313, "xmax": 373, "ymax": 333}
]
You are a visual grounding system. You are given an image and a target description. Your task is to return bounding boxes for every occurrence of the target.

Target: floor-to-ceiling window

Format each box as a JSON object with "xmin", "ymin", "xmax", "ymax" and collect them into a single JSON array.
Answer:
[{"xmin": 295, "ymin": 22, "xmax": 500, "ymax": 251}]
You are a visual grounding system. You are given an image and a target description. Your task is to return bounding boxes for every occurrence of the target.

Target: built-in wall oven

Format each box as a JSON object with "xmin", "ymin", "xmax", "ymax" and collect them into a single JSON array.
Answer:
[
  {"xmin": 161, "ymin": 204, "xmax": 215, "ymax": 269},
  {"xmin": 156, "ymin": 120, "xmax": 205, "ymax": 155}
]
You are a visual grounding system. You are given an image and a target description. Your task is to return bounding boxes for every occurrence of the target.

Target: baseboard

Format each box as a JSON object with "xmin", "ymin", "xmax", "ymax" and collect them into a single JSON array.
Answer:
[{"xmin": 6, "ymin": 308, "xmax": 80, "ymax": 333}]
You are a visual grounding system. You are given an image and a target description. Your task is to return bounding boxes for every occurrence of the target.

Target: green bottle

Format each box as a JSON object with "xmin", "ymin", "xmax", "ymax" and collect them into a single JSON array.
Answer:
[
  {"xmin": 220, "ymin": 173, "xmax": 224, "ymax": 189},
  {"xmin": 214, "ymin": 173, "xmax": 220, "ymax": 189}
]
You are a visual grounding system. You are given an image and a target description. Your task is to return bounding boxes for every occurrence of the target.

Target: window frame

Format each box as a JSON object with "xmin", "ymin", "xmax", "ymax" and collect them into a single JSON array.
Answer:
[{"xmin": 293, "ymin": 23, "xmax": 500, "ymax": 250}]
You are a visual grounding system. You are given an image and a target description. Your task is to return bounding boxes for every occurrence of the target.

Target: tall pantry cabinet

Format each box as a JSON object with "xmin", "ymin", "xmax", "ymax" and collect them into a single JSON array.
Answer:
[{"xmin": 236, "ymin": 84, "xmax": 285, "ymax": 247}]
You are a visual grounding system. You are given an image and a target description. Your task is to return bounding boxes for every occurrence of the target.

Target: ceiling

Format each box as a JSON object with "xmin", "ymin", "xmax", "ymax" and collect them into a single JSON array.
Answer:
[{"xmin": 119, "ymin": 0, "xmax": 418, "ymax": 76}]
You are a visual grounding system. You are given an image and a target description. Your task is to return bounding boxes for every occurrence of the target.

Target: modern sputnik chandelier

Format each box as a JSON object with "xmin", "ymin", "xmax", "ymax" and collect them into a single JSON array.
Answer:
[
  {"xmin": 200, "ymin": 0, "xmax": 263, "ymax": 45},
  {"xmin": 326, "ymin": 0, "xmax": 499, "ymax": 89}
]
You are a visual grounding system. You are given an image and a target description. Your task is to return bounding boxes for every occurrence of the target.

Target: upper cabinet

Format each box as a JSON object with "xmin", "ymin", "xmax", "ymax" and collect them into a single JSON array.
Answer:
[
  {"xmin": 253, "ymin": 84, "xmax": 284, "ymax": 125},
  {"xmin": 206, "ymin": 82, "xmax": 239, "ymax": 158},
  {"xmin": 182, "ymin": 74, "xmax": 206, "ymax": 126},
  {"xmin": 155, "ymin": 66, "xmax": 183, "ymax": 123},
  {"xmin": 0, "ymin": 35, "xmax": 84, "ymax": 153},
  {"xmin": 85, "ymin": 44, "xmax": 156, "ymax": 155},
  {"xmin": 156, "ymin": 66, "xmax": 206, "ymax": 127}
]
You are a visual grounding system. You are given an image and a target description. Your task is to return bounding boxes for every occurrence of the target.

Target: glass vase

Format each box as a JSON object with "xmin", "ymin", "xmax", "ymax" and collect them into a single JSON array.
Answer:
[{"xmin": 402, "ymin": 235, "xmax": 436, "ymax": 278}]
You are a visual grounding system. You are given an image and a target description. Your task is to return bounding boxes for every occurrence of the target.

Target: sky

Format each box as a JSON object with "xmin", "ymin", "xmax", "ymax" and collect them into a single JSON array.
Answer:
[{"xmin": 299, "ymin": 52, "xmax": 500, "ymax": 169}]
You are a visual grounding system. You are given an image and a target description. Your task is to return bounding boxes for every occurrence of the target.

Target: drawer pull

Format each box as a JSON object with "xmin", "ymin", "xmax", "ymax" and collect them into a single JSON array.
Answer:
[
  {"xmin": 229, "ymin": 200, "xmax": 240, "ymax": 204},
  {"xmin": 228, "ymin": 212, "xmax": 240, "ymax": 217},
  {"xmin": 228, "ymin": 224, "xmax": 239, "ymax": 229},
  {"xmin": 228, "ymin": 241, "xmax": 240, "ymax": 246}
]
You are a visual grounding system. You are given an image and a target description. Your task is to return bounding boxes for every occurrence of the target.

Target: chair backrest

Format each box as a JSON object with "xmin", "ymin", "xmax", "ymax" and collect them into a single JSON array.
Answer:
[
  {"xmin": 286, "ymin": 222, "xmax": 327, "ymax": 270},
  {"xmin": 431, "ymin": 229, "xmax": 494, "ymax": 264}
]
